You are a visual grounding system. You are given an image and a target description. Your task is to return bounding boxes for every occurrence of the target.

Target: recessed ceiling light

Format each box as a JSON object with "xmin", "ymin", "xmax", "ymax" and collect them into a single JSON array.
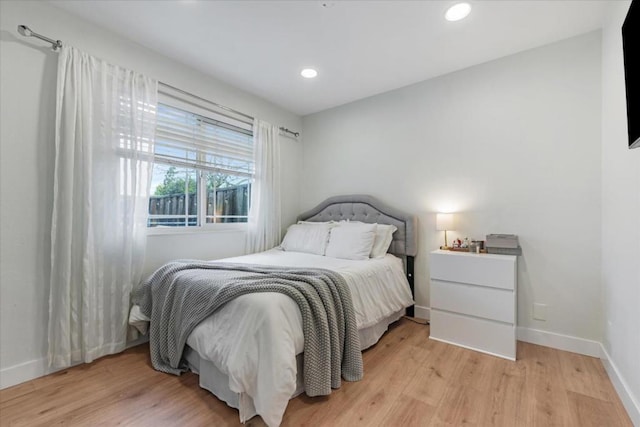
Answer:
[
  {"xmin": 445, "ymin": 2, "xmax": 471, "ymax": 22},
  {"xmin": 301, "ymin": 68, "xmax": 318, "ymax": 79}
]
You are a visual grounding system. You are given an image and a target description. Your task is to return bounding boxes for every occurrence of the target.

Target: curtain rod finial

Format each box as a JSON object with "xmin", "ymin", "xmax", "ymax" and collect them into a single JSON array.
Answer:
[{"xmin": 17, "ymin": 25, "xmax": 33, "ymax": 37}]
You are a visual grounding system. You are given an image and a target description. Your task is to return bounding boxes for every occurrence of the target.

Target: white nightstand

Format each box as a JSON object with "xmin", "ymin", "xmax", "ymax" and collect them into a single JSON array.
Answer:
[{"xmin": 429, "ymin": 249, "xmax": 517, "ymax": 360}]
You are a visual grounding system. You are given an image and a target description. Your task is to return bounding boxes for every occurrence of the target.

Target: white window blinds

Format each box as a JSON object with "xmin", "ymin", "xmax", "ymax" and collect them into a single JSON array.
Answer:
[{"xmin": 155, "ymin": 103, "xmax": 254, "ymax": 177}]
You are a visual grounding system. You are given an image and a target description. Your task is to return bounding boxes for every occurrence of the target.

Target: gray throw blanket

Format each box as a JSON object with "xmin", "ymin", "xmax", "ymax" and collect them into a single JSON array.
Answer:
[{"xmin": 131, "ymin": 261, "xmax": 363, "ymax": 396}]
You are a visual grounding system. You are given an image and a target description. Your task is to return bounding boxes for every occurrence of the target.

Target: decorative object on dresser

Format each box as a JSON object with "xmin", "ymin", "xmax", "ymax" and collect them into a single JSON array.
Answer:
[
  {"xmin": 429, "ymin": 249, "xmax": 517, "ymax": 360},
  {"xmin": 436, "ymin": 213, "xmax": 456, "ymax": 249},
  {"xmin": 447, "ymin": 247, "xmax": 468, "ymax": 252},
  {"xmin": 486, "ymin": 233, "xmax": 522, "ymax": 255}
]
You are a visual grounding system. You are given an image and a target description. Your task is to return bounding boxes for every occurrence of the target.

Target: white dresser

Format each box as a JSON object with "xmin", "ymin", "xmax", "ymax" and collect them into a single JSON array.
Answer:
[{"xmin": 429, "ymin": 249, "xmax": 517, "ymax": 360}]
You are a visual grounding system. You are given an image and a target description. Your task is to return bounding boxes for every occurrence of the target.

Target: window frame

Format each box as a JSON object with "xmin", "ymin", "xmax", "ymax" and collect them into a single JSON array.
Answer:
[{"xmin": 147, "ymin": 92, "xmax": 253, "ymax": 235}]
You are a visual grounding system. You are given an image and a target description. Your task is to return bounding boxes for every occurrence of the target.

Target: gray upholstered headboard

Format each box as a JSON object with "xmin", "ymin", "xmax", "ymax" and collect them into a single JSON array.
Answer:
[
  {"xmin": 297, "ymin": 194, "xmax": 418, "ymax": 258},
  {"xmin": 298, "ymin": 195, "xmax": 418, "ymax": 317}
]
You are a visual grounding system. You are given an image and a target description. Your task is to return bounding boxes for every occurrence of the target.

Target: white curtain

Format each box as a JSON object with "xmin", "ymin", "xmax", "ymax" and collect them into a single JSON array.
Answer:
[
  {"xmin": 48, "ymin": 46, "xmax": 157, "ymax": 368},
  {"xmin": 246, "ymin": 120, "xmax": 281, "ymax": 253}
]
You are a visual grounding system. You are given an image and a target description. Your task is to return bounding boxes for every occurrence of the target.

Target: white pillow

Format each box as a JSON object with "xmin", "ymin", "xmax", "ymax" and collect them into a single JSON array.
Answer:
[
  {"xmin": 281, "ymin": 223, "xmax": 333, "ymax": 255},
  {"xmin": 336, "ymin": 220, "xmax": 398, "ymax": 258},
  {"xmin": 370, "ymin": 223, "xmax": 398, "ymax": 258},
  {"xmin": 325, "ymin": 222, "xmax": 376, "ymax": 260},
  {"xmin": 297, "ymin": 220, "xmax": 336, "ymax": 225}
]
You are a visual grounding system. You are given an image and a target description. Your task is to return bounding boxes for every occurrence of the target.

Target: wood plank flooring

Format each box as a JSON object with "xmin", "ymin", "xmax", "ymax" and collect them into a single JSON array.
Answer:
[{"xmin": 0, "ymin": 319, "xmax": 632, "ymax": 426}]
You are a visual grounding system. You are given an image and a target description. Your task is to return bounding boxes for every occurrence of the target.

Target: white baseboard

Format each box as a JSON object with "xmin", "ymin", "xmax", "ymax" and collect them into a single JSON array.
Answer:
[
  {"xmin": 415, "ymin": 311, "xmax": 598, "ymax": 358},
  {"xmin": 414, "ymin": 305, "xmax": 430, "ymax": 321},
  {"xmin": 0, "ymin": 337, "xmax": 149, "ymax": 390},
  {"xmin": 0, "ymin": 357, "xmax": 66, "ymax": 390},
  {"xmin": 600, "ymin": 344, "xmax": 640, "ymax": 426},
  {"xmin": 516, "ymin": 326, "xmax": 601, "ymax": 357}
]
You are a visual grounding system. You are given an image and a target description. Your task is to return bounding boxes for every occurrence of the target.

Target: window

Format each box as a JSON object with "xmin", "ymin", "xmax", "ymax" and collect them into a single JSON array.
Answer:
[{"xmin": 148, "ymin": 98, "xmax": 253, "ymax": 228}]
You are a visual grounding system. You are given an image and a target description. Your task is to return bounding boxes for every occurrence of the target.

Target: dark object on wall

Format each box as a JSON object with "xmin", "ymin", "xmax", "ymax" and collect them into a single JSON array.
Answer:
[{"xmin": 622, "ymin": 0, "xmax": 640, "ymax": 149}]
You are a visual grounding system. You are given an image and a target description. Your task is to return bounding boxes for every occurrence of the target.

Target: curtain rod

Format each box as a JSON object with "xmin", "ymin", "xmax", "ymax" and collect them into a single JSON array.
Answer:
[
  {"xmin": 279, "ymin": 127, "xmax": 300, "ymax": 138},
  {"xmin": 18, "ymin": 25, "xmax": 62, "ymax": 51},
  {"xmin": 16, "ymin": 24, "xmax": 301, "ymax": 139}
]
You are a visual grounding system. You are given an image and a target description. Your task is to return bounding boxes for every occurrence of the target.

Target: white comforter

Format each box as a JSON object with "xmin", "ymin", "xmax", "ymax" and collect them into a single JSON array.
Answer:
[{"xmin": 130, "ymin": 249, "xmax": 413, "ymax": 427}]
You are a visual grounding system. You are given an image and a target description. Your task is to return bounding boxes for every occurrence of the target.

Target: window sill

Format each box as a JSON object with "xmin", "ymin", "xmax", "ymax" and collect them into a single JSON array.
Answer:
[{"xmin": 147, "ymin": 223, "xmax": 248, "ymax": 236}]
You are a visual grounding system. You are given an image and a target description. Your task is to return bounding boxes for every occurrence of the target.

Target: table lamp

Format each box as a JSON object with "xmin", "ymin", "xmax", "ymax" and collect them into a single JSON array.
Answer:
[{"xmin": 436, "ymin": 213, "xmax": 455, "ymax": 249}]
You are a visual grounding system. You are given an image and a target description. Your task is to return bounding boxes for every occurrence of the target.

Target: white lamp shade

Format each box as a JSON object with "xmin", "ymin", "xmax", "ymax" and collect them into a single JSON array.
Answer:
[{"xmin": 436, "ymin": 213, "xmax": 455, "ymax": 231}]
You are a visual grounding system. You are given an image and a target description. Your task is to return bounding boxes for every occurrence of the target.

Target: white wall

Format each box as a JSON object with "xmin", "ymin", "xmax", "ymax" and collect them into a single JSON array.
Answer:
[
  {"xmin": 601, "ymin": 1, "xmax": 640, "ymax": 424},
  {"xmin": 302, "ymin": 32, "xmax": 603, "ymax": 342},
  {"xmin": 0, "ymin": 0, "xmax": 301, "ymax": 387}
]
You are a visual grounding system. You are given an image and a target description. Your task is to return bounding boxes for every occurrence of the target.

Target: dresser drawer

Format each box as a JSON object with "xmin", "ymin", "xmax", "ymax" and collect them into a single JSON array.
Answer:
[
  {"xmin": 430, "ymin": 309, "xmax": 516, "ymax": 360},
  {"xmin": 430, "ymin": 251, "xmax": 516, "ymax": 290},
  {"xmin": 431, "ymin": 279, "xmax": 514, "ymax": 323}
]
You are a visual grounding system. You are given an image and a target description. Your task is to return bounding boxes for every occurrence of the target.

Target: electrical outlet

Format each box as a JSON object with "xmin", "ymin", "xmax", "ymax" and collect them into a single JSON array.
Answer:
[{"xmin": 533, "ymin": 303, "xmax": 547, "ymax": 321}]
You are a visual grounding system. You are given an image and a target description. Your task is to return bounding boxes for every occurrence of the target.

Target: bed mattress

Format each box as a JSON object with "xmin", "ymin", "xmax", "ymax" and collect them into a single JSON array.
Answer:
[
  {"xmin": 184, "ymin": 309, "xmax": 405, "ymax": 423},
  {"xmin": 129, "ymin": 249, "xmax": 413, "ymax": 427}
]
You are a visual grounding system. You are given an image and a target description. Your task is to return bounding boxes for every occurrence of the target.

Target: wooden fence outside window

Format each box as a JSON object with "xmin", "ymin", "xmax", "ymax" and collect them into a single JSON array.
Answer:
[{"xmin": 148, "ymin": 184, "xmax": 249, "ymax": 226}]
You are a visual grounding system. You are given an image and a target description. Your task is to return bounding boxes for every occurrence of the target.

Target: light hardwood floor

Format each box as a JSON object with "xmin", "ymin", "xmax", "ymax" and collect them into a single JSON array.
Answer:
[{"xmin": 0, "ymin": 319, "xmax": 632, "ymax": 426}]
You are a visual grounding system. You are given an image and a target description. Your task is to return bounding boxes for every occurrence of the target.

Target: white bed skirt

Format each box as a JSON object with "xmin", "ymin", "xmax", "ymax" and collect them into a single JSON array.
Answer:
[{"xmin": 184, "ymin": 309, "xmax": 405, "ymax": 422}]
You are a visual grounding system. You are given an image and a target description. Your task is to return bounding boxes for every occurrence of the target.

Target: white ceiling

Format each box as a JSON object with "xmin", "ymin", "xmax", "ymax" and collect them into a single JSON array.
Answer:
[{"xmin": 51, "ymin": 1, "xmax": 610, "ymax": 116}]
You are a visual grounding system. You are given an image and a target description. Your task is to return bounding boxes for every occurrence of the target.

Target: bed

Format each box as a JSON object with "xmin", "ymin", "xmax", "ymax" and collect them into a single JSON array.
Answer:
[{"xmin": 129, "ymin": 194, "xmax": 418, "ymax": 427}]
